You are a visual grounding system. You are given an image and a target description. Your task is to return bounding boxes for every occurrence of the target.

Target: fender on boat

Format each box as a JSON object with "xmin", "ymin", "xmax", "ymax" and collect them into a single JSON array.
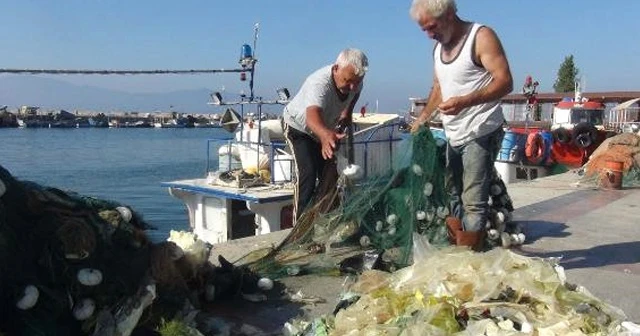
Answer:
[
  {"xmin": 552, "ymin": 127, "xmax": 571, "ymax": 144},
  {"xmin": 525, "ymin": 132, "xmax": 545, "ymax": 165},
  {"xmin": 572, "ymin": 122, "xmax": 598, "ymax": 148}
]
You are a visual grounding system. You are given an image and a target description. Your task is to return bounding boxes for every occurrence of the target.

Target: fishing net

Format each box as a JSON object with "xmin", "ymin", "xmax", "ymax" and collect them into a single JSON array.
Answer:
[
  {"xmin": 0, "ymin": 164, "xmax": 158, "ymax": 335},
  {"xmin": 244, "ymin": 126, "xmax": 515, "ymax": 278},
  {"xmin": 0, "ymin": 163, "xmax": 281, "ymax": 335},
  {"xmin": 581, "ymin": 132, "xmax": 640, "ymax": 188}
]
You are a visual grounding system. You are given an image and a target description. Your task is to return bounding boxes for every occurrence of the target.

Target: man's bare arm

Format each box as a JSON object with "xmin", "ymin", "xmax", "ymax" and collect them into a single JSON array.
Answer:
[
  {"xmin": 464, "ymin": 26, "xmax": 513, "ymax": 105},
  {"xmin": 411, "ymin": 74, "xmax": 442, "ymax": 132},
  {"xmin": 307, "ymin": 106, "xmax": 345, "ymax": 159}
]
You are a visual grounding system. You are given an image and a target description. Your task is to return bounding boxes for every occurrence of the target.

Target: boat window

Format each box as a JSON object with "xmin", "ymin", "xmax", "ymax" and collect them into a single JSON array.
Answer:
[{"xmin": 570, "ymin": 109, "xmax": 604, "ymax": 125}]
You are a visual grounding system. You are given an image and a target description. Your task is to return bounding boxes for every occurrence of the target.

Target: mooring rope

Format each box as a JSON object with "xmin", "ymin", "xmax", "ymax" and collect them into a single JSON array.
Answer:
[{"xmin": 0, "ymin": 68, "xmax": 250, "ymax": 75}]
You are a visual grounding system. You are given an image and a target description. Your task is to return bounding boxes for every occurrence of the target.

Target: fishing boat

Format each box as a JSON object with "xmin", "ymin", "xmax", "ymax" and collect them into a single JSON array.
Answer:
[
  {"xmin": 161, "ymin": 27, "xmax": 404, "ymax": 245},
  {"xmin": 408, "ymin": 80, "xmax": 626, "ymax": 184},
  {"xmin": 497, "ymin": 82, "xmax": 613, "ymax": 182}
]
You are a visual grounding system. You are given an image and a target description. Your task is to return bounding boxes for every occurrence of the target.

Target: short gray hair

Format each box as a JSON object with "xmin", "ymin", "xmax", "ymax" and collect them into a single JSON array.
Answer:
[
  {"xmin": 335, "ymin": 48, "xmax": 368, "ymax": 77},
  {"xmin": 409, "ymin": 0, "xmax": 457, "ymax": 20}
]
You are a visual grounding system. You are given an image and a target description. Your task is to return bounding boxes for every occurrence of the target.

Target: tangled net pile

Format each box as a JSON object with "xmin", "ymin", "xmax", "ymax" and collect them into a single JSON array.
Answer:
[
  {"xmin": 264, "ymin": 128, "xmax": 638, "ymax": 335},
  {"xmin": 0, "ymin": 164, "xmax": 269, "ymax": 335},
  {"xmin": 583, "ymin": 132, "xmax": 640, "ymax": 187},
  {"xmin": 246, "ymin": 127, "xmax": 517, "ymax": 278}
]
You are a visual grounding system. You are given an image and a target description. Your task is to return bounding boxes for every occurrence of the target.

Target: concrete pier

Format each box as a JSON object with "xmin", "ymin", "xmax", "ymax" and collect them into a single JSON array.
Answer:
[{"xmin": 205, "ymin": 171, "xmax": 640, "ymax": 333}]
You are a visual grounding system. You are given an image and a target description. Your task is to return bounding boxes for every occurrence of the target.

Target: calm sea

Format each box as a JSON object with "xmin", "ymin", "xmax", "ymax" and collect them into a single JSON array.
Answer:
[{"xmin": 0, "ymin": 127, "xmax": 230, "ymax": 242}]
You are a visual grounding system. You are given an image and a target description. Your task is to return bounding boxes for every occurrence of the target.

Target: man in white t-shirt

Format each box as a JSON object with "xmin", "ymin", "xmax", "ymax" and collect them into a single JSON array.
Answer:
[{"xmin": 282, "ymin": 48, "xmax": 368, "ymax": 222}]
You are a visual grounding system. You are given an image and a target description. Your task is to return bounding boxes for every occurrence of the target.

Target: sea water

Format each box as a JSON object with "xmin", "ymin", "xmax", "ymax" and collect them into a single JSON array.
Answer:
[{"xmin": 0, "ymin": 127, "xmax": 230, "ymax": 242}]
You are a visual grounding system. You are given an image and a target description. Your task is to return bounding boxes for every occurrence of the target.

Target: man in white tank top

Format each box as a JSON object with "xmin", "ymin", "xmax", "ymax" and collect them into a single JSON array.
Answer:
[{"xmin": 409, "ymin": 0, "xmax": 513, "ymax": 250}]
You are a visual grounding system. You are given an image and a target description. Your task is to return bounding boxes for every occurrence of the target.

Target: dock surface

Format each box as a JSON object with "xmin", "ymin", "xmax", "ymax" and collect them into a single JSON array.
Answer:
[{"xmin": 205, "ymin": 171, "xmax": 640, "ymax": 333}]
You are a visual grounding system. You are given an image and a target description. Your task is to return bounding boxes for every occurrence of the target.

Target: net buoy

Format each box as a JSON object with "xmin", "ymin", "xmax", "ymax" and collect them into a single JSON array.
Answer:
[
  {"xmin": 257, "ymin": 278, "xmax": 274, "ymax": 291},
  {"xmin": 77, "ymin": 269, "xmax": 103, "ymax": 286},
  {"xmin": 116, "ymin": 206, "xmax": 132, "ymax": 223},
  {"xmin": 16, "ymin": 285, "xmax": 39, "ymax": 310},
  {"xmin": 73, "ymin": 298, "xmax": 96, "ymax": 320}
]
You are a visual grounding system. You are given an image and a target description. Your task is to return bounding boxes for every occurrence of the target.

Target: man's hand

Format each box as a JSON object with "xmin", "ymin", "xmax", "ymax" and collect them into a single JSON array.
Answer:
[
  {"xmin": 438, "ymin": 96, "xmax": 468, "ymax": 115},
  {"xmin": 319, "ymin": 130, "xmax": 346, "ymax": 160},
  {"xmin": 410, "ymin": 117, "xmax": 425, "ymax": 134}
]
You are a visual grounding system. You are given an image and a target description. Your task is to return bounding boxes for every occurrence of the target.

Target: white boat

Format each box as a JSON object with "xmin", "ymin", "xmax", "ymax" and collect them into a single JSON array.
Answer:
[
  {"xmin": 162, "ymin": 110, "xmax": 404, "ymax": 245},
  {"xmin": 160, "ymin": 25, "xmax": 405, "ymax": 245}
]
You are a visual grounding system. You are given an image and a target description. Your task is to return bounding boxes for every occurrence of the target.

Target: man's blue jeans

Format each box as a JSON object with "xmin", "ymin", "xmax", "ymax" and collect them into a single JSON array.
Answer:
[{"xmin": 446, "ymin": 127, "xmax": 504, "ymax": 232}]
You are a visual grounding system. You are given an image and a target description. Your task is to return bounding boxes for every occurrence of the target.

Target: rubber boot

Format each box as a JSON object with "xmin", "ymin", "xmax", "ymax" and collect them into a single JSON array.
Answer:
[
  {"xmin": 456, "ymin": 230, "xmax": 485, "ymax": 251},
  {"xmin": 445, "ymin": 216, "xmax": 463, "ymax": 245}
]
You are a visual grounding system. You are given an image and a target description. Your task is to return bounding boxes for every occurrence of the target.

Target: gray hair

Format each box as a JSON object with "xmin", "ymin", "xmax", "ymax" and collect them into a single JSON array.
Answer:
[
  {"xmin": 409, "ymin": 0, "xmax": 457, "ymax": 20},
  {"xmin": 335, "ymin": 48, "xmax": 369, "ymax": 77}
]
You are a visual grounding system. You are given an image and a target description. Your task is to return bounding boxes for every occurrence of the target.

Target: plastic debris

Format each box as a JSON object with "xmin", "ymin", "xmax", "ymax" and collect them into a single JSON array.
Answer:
[
  {"xmin": 283, "ymin": 289, "xmax": 326, "ymax": 305},
  {"xmin": 167, "ymin": 230, "xmax": 210, "ymax": 267},
  {"xmin": 286, "ymin": 246, "xmax": 630, "ymax": 335}
]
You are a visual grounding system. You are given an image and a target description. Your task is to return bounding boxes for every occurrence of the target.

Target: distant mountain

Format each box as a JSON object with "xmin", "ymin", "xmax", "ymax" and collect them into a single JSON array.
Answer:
[{"xmin": 0, "ymin": 76, "xmax": 215, "ymax": 113}]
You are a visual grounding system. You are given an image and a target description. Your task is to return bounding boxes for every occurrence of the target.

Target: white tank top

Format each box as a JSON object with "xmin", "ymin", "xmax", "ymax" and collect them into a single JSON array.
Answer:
[{"xmin": 434, "ymin": 23, "xmax": 504, "ymax": 147}]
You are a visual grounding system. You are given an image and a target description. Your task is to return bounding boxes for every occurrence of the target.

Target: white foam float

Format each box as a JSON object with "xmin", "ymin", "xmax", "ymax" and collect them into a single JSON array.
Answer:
[
  {"xmin": 412, "ymin": 164, "xmax": 423, "ymax": 176},
  {"xmin": 16, "ymin": 285, "xmax": 39, "ymax": 310},
  {"xmin": 423, "ymin": 182, "xmax": 433, "ymax": 197},
  {"xmin": 0, "ymin": 178, "xmax": 6, "ymax": 198},
  {"xmin": 116, "ymin": 206, "xmax": 132, "ymax": 223},
  {"xmin": 73, "ymin": 298, "xmax": 96, "ymax": 320},
  {"xmin": 257, "ymin": 278, "xmax": 274, "ymax": 291},
  {"xmin": 77, "ymin": 268, "xmax": 103, "ymax": 286}
]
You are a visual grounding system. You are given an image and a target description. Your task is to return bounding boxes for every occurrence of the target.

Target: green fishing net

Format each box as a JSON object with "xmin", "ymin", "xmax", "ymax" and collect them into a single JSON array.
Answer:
[
  {"xmin": 245, "ymin": 126, "xmax": 452, "ymax": 278},
  {"xmin": 0, "ymin": 164, "xmax": 154, "ymax": 335}
]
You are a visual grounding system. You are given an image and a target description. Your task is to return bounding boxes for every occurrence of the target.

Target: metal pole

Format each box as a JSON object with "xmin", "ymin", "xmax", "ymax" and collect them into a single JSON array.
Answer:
[{"xmin": 250, "ymin": 23, "xmax": 259, "ymax": 101}]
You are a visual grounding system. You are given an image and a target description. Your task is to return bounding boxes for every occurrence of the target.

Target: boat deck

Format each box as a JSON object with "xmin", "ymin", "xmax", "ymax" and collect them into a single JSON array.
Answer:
[
  {"xmin": 202, "ymin": 171, "xmax": 640, "ymax": 333},
  {"xmin": 160, "ymin": 178, "xmax": 293, "ymax": 203}
]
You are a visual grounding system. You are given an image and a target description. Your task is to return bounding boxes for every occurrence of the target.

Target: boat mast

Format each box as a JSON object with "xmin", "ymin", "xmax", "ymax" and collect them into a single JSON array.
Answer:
[{"xmin": 249, "ymin": 23, "xmax": 259, "ymax": 101}]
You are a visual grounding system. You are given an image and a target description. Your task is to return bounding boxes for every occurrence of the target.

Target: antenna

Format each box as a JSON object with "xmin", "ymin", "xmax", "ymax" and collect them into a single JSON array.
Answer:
[
  {"xmin": 249, "ymin": 23, "xmax": 260, "ymax": 101},
  {"xmin": 252, "ymin": 23, "xmax": 259, "ymax": 59}
]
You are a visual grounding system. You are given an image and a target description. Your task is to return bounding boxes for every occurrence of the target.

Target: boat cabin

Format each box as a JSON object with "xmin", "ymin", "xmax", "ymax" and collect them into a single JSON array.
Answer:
[{"xmin": 551, "ymin": 100, "xmax": 605, "ymax": 130}]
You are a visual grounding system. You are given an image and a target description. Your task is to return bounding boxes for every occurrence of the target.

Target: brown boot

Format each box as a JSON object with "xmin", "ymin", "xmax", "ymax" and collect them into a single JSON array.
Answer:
[
  {"xmin": 445, "ymin": 216, "xmax": 463, "ymax": 245},
  {"xmin": 456, "ymin": 230, "xmax": 485, "ymax": 251}
]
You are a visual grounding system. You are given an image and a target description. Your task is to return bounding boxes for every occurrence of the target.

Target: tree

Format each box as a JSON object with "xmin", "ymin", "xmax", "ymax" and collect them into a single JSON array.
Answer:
[{"xmin": 553, "ymin": 55, "xmax": 579, "ymax": 93}]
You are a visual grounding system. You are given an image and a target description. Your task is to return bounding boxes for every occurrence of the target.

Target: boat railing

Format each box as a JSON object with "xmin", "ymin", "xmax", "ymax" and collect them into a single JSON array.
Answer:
[
  {"xmin": 204, "ymin": 120, "xmax": 406, "ymax": 185},
  {"xmin": 339, "ymin": 121, "xmax": 406, "ymax": 180},
  {"xmin": 607, "ymin": 107, "xmax": 640, "ymax": 133},
  {"xmin": 206, "ymin": 137, "xmax": 294, "ymax": 184}
]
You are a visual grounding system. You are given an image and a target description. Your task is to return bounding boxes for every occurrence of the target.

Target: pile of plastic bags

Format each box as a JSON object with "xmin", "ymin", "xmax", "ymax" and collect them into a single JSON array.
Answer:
[{"xmin": 284, "ymin": 235, "xmax": 639, "ymax": 336}]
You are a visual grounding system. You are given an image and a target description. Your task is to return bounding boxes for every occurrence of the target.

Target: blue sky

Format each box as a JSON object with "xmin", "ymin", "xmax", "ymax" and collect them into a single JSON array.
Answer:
[{"xmin": 1, "ymin": 0, "xmax": 639, "ymax": 113}]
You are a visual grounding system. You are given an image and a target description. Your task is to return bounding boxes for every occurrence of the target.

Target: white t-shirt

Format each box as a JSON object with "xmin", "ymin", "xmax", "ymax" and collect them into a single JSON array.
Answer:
[{"xmin": 282, "ymin": 65, "xmax": 362, "ymax": 138}]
